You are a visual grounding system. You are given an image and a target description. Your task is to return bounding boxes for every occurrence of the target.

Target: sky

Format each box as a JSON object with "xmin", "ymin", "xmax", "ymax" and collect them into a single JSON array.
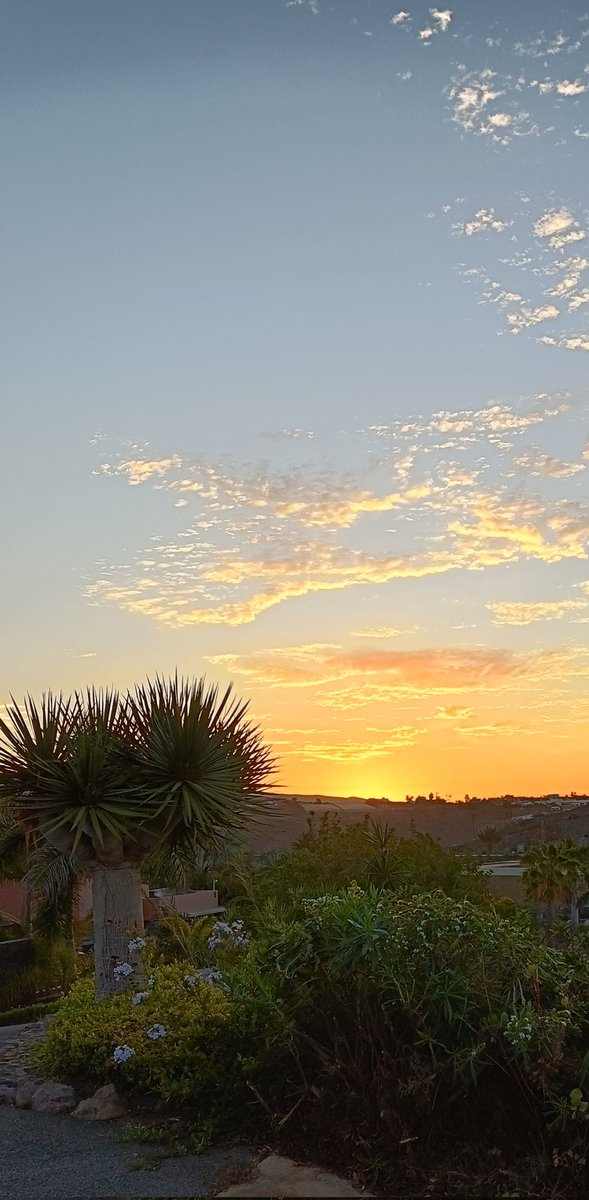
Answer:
[{"xmin": 1, "ymin": 0, "xmax": 588, "ymax": 801}]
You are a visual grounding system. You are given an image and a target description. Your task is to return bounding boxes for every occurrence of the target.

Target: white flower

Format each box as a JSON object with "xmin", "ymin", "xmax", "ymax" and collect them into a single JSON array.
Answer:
[
  {"xmin": 131, "ymin": 991, "xmax": 149, "ymax": 1005},
  {"xmin": 207, "ymin": 919, "xmax": 249, "ymax": 951},
  {"xmin": 147, "ymin": 1023, "xmax": 167, "ymax": 1040},
  {"xmin": 127, "ymin": 936, "xmax": 147, "ymax": 954},
  {"xmin": 113, "ymin": 1044, "xmax": 134, "ymax": 1063},
  {"xmin": 200, "ymin": 967, "xmax": 223, "ymax": 983},
  {"xmin": 147, "ymin": 976, "xmax": 155, "ymax": 988},
  {"xmin": 113, "ymin": 962, "xmax": 134, "ymax": 979}
]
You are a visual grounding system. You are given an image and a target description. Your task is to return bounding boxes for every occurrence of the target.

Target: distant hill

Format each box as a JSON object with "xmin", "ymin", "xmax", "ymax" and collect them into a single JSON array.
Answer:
[{"xmin": 244, "ymin": 793, "xmax": 512, "ymax": 855}]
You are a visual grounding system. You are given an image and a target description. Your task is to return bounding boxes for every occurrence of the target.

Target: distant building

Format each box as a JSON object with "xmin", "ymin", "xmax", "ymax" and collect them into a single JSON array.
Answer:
[{"xmin": 480, "ymin": 860, "xmax": 525, "ymax": 903}]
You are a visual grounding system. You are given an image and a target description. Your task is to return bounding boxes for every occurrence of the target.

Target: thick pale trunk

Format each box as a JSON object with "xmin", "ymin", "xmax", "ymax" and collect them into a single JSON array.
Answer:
[{"xmin": 92, "ymin": 865, "xmax": 145, "ymax": 998}]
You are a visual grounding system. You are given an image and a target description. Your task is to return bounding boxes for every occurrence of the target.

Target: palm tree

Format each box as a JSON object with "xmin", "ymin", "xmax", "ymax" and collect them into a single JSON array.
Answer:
[
  {"xmin": 477, "ymin": 825, "xmax": 502, "ymax": 855},
  {"xmin": 0, "ymin": 677, "xmax": 275, "ymax": 997},
  {"xmin": 0, "ymin": 808, "xmax": 81, "ymax": 944},
  {"xmin": 522, "ymin": 839, "xmax": 589, "ymax": 929}
]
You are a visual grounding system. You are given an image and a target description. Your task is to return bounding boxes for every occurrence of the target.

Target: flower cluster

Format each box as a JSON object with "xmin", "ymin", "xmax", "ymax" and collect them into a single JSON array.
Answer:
[
  {"xmin": 147, "ymin": 1023, "xmax": 167, "ymax": 1040},
  {"xmin": 128, "ymin": 936, "xmax": 147, "ymax": 954},
  {"xmin": 113, "ymin": 962, "xmax": 134, "ymax": 979},
  {"xmin": 504, "ymin": 1008, "xmax": 534, "ymax": 1050},
  {"xmin": 131, "ymin": 991, "xmax": 150, "ymax": 1006},
  {"xmin": 113, "ymin": 1044, "xmax": 135, "ymax": 1063},
  {"xmin": 207, "ymin": 919, "xmax": 249, "ymax": 951}
]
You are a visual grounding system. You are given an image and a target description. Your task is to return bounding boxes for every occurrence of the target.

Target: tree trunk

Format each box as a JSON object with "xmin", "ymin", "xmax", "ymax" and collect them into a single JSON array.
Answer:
[{"xmin": 91, "ymin": 864, "xmax": 145, "ymax": 999}]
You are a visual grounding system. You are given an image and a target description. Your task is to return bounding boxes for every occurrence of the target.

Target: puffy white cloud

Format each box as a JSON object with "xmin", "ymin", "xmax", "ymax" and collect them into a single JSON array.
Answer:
[
  {"xmin": 506, "ymin": 304, "xmax": 560, "ymax": 334},
  {"xmin": 534, "ymin": 209, "xmax": 576, "ymax": 240},
  {"xmin": 556, "ymin": 79, "xmax": 589, "ymax": 95},
  {"xmin": 539, "ymin": 332, "xmax": 589, "ymax": 351},
  {"xmin": 454, "ymin": 209, "xmax": 511, "ymax": 237},
  {"xmin": 430, "ymin": 8, "xmax": 452, "ymax": 33}
]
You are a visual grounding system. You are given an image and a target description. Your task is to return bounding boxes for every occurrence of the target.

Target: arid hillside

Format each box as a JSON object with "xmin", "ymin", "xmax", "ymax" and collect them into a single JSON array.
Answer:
[{"xmin": 243, "ymin": 794, "xmax": 532, "ymax": 855}]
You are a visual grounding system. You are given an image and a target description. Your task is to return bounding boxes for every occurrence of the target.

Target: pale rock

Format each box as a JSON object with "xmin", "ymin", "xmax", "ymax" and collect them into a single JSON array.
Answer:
[
  {"xmin": 15, "ymin": 1076, "xmax": 40, "ymax": 1109},
  {"xmin": 72, "ymin": 1083, "xmax": 126, "ymax": 1121},
  {"xmin": 31, "ymin": 1082, "xmax": 77, "ymax": 1114},
  {"xmin": 217, "ymin": 1153, "xmax": 373, "ymax": 1197}
]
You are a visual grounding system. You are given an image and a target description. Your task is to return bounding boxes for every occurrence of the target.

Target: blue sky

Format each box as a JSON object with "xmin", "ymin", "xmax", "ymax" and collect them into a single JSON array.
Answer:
[{"xmin": 1, "ymin": 0, "xmax": 588, "ymax": 797}]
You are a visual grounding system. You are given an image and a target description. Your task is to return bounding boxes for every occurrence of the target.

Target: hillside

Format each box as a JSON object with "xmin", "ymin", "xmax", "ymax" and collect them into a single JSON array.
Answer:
[{"xmin": 243, "ymin": 794, "xmax": 516, "ymax": 855}]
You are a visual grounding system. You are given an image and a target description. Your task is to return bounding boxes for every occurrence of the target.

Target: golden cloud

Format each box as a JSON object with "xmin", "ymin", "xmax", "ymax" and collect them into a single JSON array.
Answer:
[
  {"xmin": 207, "ymin": 644, "xmax": 557, "ymax": 691},
  {"xmin": 488, "ymin": 599, "xmax": 589, "ymax": 625},
  {"xmin": 279, "ymin": 727, "xmax": 425, "ymax": 763}
]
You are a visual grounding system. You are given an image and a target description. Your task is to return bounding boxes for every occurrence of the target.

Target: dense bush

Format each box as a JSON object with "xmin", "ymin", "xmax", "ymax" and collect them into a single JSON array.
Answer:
[
  {"xmin": 222, "ymin": 813, "xmax": 490, "ymax": 931},
  {"xmin": 34, "ymin": 826, "xmax": 589, "ymax": 1195},
  {"xmin": 241, "ymin": 887, "xmax": 589, "ymax": 1193},
  {"xmin": 36, "ymin": 962, "xmax": 231, "ymax": 1105}
]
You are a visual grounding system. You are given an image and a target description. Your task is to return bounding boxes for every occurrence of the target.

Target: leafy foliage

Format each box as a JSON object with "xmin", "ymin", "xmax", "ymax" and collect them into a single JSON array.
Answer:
[
  {"xmin": 523, "ymin": 838, "xmax": 589, "ymax": 927},
  {"xmin": 220, "ymin": 812, "xmax": 489, "ymax": 933},
  {"xmin": 36, "ymin": 964, "xmax": 231, "ymax": 1105}
]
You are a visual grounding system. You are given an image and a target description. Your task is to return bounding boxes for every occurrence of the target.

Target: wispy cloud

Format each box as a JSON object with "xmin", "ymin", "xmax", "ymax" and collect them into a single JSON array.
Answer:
[
  {"xmin": 488, "ymin": 600, "xmax": 589, "ymax": 625},
  {"xmin": 446, "ymin": 68, "xmax": 538, "ymax": 145},
  {"xmin": 280, "ymin": 727, "xmax": 425, "ymax": 762},
  {"xmin": 88, "ymin": 393, "xmax": 586, "ymax": 629},
  {"xmin": 435, "ymin": 705, "xmax": 474, "ymax": 719},
  {"xmin": 350, "ymin": 626, "xmax": 410, "ymax": 639},
  {"xmin": 454, "ymin": 201, "xmax": 589, "ymax": 344},
  {"xmin": 513, "ymin": 445, "xmax": 586, "ymax": 478},
  {"xmin": 207, "ymin": 643, "xmax": 566, "ymax": 692}
]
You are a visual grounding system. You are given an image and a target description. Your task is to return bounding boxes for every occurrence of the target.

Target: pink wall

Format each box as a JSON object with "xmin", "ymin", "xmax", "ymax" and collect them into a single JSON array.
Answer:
[{"xmin": 0, "ymin": 882, "xmax": 28, "ymax": 922}]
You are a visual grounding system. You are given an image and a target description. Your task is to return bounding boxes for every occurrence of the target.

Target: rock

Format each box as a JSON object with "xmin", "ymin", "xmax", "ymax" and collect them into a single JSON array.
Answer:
[
  {"xmin": 217, "ymin": 1154, "xmax": 374, "ymax": 1197},
  {"xmin": 15, "ymin": 1076, "xmax": 39, "ymax": 1109},
  {"xmin": 0, "ymin": 1085, "xmax": 16, "ymax": 1106},
  {"xmin": 72, "ymin": 1083, "xmax": 126, "ymax": 1121},
  {"xmin": 31, "ymin": 1082, "xmax": 77, "ymax": 1114}
]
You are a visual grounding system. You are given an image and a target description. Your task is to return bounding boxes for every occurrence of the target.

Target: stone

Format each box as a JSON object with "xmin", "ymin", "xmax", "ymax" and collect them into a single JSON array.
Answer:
[
  {"xmin": 0, "ymin": 1085, "xmax": 16, "ymax": 1106},
  {"xmin": 15, "ymin": 1076, "xmax": 39, "ymax": 1109},
  {"xmin": 217, "ymin": 1154, "xmax": 374, "ymax": 1197},
  {"xmin": 72, "ymin": 1083, "xmax": 126, "ymax": 1121},
  {"xmin": 31, "ymin": 1082, "xmax": 77, "ymax": 1114}
]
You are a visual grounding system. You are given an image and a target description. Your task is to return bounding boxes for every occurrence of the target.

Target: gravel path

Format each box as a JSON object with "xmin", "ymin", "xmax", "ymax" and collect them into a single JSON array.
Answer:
[{"xmin": 0, "ymin": 1107, "xmax": 256, "ymax": 1199}]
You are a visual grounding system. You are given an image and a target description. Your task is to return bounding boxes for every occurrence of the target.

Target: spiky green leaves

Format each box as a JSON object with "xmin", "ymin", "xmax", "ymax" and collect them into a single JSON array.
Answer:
[{"xmin": 0, "ymin": 677, "xmax": 276, "ymax": 867}]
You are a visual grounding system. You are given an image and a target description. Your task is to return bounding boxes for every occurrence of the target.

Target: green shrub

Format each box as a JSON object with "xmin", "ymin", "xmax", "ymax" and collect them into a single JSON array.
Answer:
[
  {"xmin": 0, "ymin": 1000, "xmax": 60, "ymax": 1027},
  {"xmin": 226, "ymin": 814, "xmax": 490, "ymax": 934},
  {"xmin": 222, "ymin": 888, "xmax": 589, "ymax": 1193},
  {"xmin": 36, "ymin": 962, "xmax": 231, "ymax": 1104}
]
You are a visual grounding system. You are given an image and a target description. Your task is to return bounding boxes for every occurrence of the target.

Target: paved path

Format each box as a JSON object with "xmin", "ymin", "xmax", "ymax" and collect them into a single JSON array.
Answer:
[
  {"xmin": 0, "ymin": 1106, "xmax": 256, "ymax": 1199},
  {"xmin": 0, "ymin": 1022, "xmax": 31, "ymax": 1047}
]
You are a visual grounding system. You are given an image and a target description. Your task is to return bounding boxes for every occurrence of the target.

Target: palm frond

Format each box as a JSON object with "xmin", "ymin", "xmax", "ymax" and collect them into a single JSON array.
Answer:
[
  {"xmin": 0, "ymin": 808, "xmax": 29, "ymax": 881},
  {"xmin": 125, "ymin": 675, "xmax": 277, "ymax": 851}
]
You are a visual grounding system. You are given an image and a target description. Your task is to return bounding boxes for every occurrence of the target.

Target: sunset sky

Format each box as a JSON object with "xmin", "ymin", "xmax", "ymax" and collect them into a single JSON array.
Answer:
[{"xmin": 2, "ymin": 0, "xmax": 589, "ymax": 800}]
